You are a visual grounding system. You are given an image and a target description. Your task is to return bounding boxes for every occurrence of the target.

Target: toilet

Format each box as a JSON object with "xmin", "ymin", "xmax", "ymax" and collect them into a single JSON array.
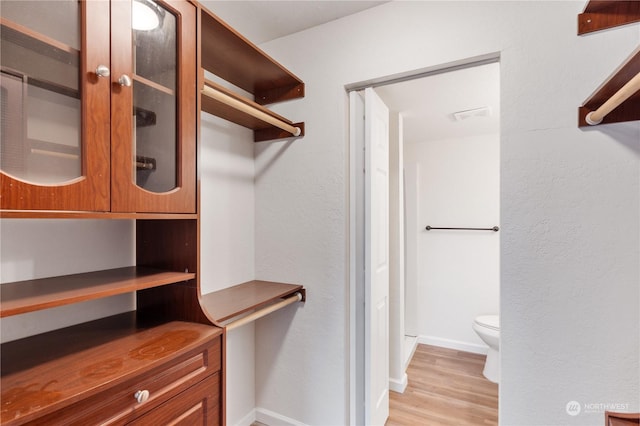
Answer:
[{"xmin": 473, "ymin": 315, "xmax": 500, "ymax": 383}]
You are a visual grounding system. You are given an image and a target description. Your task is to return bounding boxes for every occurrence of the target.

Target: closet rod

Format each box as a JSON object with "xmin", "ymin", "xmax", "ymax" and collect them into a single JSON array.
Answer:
[
  {"xmin": 201, "ymin": 84, "xmax": 302, "ymax": 137},
  {"xmin": 426, "ymin": 226, "xmax": 500, "ymax": 232},
  {"xmin": 223, "ymin": 292, "xmax": 303, "ymax": 331},
  {"xmin": 586, "ymin": 71, "xmax": 640, "ymax": 125}
]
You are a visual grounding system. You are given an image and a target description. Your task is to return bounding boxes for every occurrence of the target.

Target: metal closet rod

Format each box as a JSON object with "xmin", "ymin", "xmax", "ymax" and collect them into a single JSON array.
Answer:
[
  {"xmin": 425, "ymin": 226, "xmax": 500, "ymax": 232},
  {"xmin": 223, "ymin": 292, "xmax": 303, "ymax": 331}
]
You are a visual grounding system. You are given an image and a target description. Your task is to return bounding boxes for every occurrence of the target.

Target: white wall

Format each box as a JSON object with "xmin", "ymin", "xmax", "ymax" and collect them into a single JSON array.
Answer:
[
  {"xmin": 405, "ymin": 133, "xmax": 500, "ymax": 352},
  {"xmin": 199, "ymin": 110, "xmax": 256, "ymax": 426},
  {"xmin": 256, "ymin": 2, "xmax": 639, "ymax": 425}
]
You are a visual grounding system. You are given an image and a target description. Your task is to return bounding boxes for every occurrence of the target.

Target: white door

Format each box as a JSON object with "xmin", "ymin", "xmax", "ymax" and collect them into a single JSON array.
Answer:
[{"xmin": 364, "ymin": 87, "xmax": 390, "ymax": 426}]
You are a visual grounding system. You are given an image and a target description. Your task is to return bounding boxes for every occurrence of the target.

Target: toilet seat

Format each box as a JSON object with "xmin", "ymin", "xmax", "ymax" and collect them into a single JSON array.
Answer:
[{"xmin": 475, "ymin": 315, "xmax": 499, "ymax": 331}]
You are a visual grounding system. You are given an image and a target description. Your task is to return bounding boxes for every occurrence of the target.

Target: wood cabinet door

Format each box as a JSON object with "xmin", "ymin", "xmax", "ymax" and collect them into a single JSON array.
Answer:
[
  {"xmin": 0, "ymin": 0, "xmax": 110, "ymax": 211},
  {"xmin": 110, "ymin": 0, "xmax": 196, "ymax": 213}
]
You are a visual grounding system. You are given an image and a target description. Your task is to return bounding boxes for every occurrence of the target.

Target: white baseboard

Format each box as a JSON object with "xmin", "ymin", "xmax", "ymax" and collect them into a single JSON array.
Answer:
[
  {"xmin": 232, "ymin": 409, "xmax": 256, "ymax": 426},
  {"xmin": 255, "ymin": 408, "xmax": 308, "ymax": 426},
  {"xmin": 418, "ymin": 335, "xmax": 488, "ymax": 355},
  {"xmin": 389, "ymin": 372, "xmax": 408, "ymax": 393}
]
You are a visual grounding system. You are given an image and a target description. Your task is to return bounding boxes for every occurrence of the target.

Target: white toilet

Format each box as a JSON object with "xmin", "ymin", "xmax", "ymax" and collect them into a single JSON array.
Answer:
[{"xmin": 473, "ymin": 315, "xmax": 500, "ymax": 383}]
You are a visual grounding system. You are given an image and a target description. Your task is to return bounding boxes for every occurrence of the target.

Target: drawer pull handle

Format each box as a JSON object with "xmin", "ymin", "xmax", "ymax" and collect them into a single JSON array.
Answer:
[{"xmin": 134, "ymin": 389, "xmax": 150, "ymax": 403}]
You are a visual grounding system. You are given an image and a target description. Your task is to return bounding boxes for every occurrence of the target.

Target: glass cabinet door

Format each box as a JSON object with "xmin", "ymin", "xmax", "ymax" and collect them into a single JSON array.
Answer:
[
  {"xmin": 110, "ymin": 0, "xmax": 196, "ymax": 213},
  {"xmin": 0, "ymin": 1, "xmax": 110, "ymax": 211}
]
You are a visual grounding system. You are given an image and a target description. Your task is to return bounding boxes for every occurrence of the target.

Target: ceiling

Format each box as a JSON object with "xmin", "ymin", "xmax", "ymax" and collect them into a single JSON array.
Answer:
[
  {"xmin": 199, "ymin": 1, "xmax": 499, "ymax": 144},
  {"xmin": 199, "ymin": 1, "xmax": 387, "ymax": 44},
  {"xmin": 375, "ymin": 62, "xmax": 500, "ymax": 143}
]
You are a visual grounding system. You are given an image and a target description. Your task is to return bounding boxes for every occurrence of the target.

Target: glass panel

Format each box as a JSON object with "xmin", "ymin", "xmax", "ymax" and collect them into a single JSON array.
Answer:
[
  {"xmin": 133, "ymin": 82, "xmax": 176, "ymax": 193},
  {"xmin": 0, "ymin": 0, "xmax": 81, "ymax": 185},
  {"xmin": 132, "ymin": 0, "xmax": 178, "ymax": 193}
]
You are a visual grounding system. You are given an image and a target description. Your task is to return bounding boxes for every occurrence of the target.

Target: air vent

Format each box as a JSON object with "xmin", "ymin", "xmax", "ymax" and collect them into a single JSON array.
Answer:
[{"xmin": 452, "ymin": 106, "xmax": 492, "ymax": 121}]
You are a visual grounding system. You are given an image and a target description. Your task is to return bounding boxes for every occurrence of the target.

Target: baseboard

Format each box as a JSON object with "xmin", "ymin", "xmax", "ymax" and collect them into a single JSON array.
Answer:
[
  {"xmin": 418, "ymin": 335, "xmax": 488, "ymax": 355},
  {"xmin": 403, "ymin": 335, "xmax": 418, "ymax": 370},
  {"xmin": 232, "ymin": 409, "xmax": 257, "ymax": 426},
  {"xmin": 389, "ymin": 372, "xmax": 408, "ymax": 393},
  {"xmin": 255, "ymin": 408, "xmax": 308, "ymax": 426}
]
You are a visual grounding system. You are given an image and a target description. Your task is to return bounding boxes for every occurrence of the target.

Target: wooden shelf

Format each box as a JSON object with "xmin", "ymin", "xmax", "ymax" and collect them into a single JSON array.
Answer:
[
  {"xmin": 200, "ymin": 280, "xmax": 305, "ymax": 324},
  {"xmin": 578, "ymin": 1, "xmax": 640, "ymax": 35},
  {"xmin": 201, "ymin": 77, "xmax": 305, "ymax": 142},
  {"xmin": 0, "ymin": 312, "xmax": 222, "ymax": 425},
  {"xmin": 579, "ymin": 46, "xmax": 640, "ymax": 127},
  {"xmin": 1, "ymin": 18, "xmax": 79, "ymax": 65},
  {"xmin": 0, "ymin": 210, "xmax": 198, "ymax": 219},
  {"xmin": 199, "ymin": 6, "xmax": 304, "ymax": 105},
  {"xmin": 0, "ymin": 266, "xmax": 196, "ymax": 318}
]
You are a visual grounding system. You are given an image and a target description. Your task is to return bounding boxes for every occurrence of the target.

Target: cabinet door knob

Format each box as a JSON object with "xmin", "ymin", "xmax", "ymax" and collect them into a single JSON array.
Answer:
[
  {"xmin": 134, "ymin": 389, "xmax": 150, "ymax": 403},
  {"xmin": 118, "ymin": 75, "xmax": 133, "ymax": 87},
  {"xmin": 95, "ymin": 65, "xmax": 110, "ymax": 78}
]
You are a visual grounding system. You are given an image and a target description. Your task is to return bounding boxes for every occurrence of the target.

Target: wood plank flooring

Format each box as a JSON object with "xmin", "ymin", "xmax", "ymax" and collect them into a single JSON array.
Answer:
[{"xmin": 387, "ymin": 344, "xmax": 499, "ymax": 426}]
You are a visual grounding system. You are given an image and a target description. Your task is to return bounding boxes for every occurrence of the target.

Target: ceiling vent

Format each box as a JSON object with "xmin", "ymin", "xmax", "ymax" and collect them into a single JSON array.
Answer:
[{"xmin": 452, "ymin": 106, "xmax": 492, "ymax": 121}]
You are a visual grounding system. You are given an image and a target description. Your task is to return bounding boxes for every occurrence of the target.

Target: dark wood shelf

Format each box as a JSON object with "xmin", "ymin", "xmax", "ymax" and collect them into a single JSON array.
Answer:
[
  {"xmin": 0, "ymin": 266, "xmax": 196, "ymax": 318},
  {"xmin": 578, "ymin": 1, "xmax": 640, "ymax": 35},
  {"xmin": 199, "ymin": 6, "xmax": 304, "ymax": 105},
  {"xmin": 201, "ymin": 77, "xmax": 305, "ymax": 142},
  {"xmin": 0, "ymin": 312, "xmax": 222, "ymax": 425},
  {"xmin": 200, "ymin": 280, "xmax": 305, "ymax": 324},
  {"xmin": 0, "ymin": 210, "xmax": 198, "ymax": 219},
  {"xmin": 579, "ymin": 46, "xmax": 640, "ymax": 127}
]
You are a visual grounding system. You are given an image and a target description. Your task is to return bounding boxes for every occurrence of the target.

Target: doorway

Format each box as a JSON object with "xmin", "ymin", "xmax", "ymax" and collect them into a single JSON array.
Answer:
[{"xmin": 348, "ymin": 55, "xmax": 501, "ymax": 425}]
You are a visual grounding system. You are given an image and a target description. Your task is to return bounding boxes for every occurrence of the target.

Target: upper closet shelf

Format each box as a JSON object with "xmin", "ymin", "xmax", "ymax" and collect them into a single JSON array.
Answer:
[
  {"xmin": 578, "ymin": 1, "xmax": 640, "ymax": 34},
  {"xmin": 198, "ymin": 5, "xmax": 304, "ymax": 141},
  {"xmin": 202, "ymin": 77, "xmax": 304, "ymax": 142},
  {"xmin": 578, "ymin": 45, "xmax": 640, "ymax": 128}
]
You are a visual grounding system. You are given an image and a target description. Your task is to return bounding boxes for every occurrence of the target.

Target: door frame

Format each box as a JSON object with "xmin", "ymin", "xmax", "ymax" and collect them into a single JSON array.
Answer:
[{"xmin": 346, "ymin": 52, "xmax": 500, "ymax": 425}]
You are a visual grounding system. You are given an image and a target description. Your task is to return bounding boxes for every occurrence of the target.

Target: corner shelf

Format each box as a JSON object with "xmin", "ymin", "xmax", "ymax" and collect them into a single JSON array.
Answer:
[
  {"xmin": 199, "ymin": 280, "xmax": 305, "ymax": 326},
  {"xmin": 0, "ymin": 266, "xmax": 196, "ymax": 317},
  {"xmin": 578, "ymin": 1, "xmax": 640, "ymax": 35},
  {"xmin": 198, "ymin": 4, "xmax": 305, "ymax": 142}
]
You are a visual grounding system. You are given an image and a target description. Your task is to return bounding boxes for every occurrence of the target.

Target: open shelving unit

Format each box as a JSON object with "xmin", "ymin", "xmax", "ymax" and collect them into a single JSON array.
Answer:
[
  {"xmin": 0, "ymin": 267, "xmax": 195, "ymax": 318},
  {"xmin": 198, "ymin": 5, "xmax": 305, "ymax": 142},
  {"xmin": 578, "ymin": 1, "xmax": 640, "ymax": 127}
]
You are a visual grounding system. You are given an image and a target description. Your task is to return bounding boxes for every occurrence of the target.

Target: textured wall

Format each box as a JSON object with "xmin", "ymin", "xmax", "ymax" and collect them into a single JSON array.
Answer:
[{"xmin": 256, "ymin": 1, "xmax": 639, "ymax": 425}]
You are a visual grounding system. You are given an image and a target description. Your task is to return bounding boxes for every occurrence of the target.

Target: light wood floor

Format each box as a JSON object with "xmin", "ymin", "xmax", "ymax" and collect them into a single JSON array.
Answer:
[{"xmin": 387, "ymin": 344, "xmax": 499, "ymax": 426}]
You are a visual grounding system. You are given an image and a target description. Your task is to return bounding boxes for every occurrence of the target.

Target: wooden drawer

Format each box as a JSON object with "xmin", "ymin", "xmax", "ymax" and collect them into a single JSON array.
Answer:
[{"xmin": 24, "ymin": 335, "xmax": 221, "ymax": 425}]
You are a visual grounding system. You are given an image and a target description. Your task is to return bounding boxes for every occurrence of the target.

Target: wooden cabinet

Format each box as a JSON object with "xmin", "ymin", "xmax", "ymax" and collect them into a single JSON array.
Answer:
[
  {"xmin": 0, "ymin": 314, "xmax": 222, "ymax": 425},
  {"xmin": 0, "ymin": 0, "xmax": 196, "ymax": 213},
  {"xmin": 1, "ymin": 2, "xmax": 307, "ymax": 425}
]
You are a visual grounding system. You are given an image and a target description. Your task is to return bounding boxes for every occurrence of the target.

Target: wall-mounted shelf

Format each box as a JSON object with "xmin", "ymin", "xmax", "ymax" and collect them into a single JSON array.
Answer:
[
  {"xmin": 199, "ymin": 280, "xmax": 305, "ymax": 327},
  {"xmin": 578, "ymin": 1, "xmax": 640, "ymax": 34},
  {"xmin": 0, "ymin": 266, "xmax": 196, "ymax": 317},
  {"xmin": 579, "ymin": 47, "xmax": 640, "ymax": 127},
  {"xmin": 198, "ymin": 5, "xmax": 304, "ymax": 142},
  {"xmin": 201, "ymin": 77, "xmax": 304, "ymax": 142}
]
